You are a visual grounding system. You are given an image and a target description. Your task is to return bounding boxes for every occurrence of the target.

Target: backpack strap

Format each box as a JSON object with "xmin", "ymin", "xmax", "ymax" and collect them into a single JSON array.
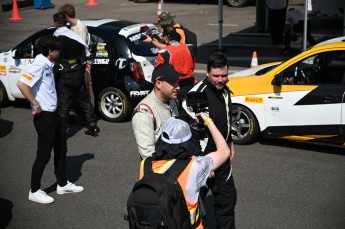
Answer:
[
  {"xmin": 164, "ymin": 158, "xmax": 192, "ymax": 179},
  {"xmin": 143, "ymin": 157, "xmax": 154, "ymax": 175},
  {"xmin": 132, "ymin": 103, "xmax": 157, "ymax": 130}
]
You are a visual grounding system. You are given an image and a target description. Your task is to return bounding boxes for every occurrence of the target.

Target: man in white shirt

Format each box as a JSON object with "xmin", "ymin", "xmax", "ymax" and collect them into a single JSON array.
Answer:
[{"xmin": 17, "ymin": 36, "xmax": 83, "ymax": 204}]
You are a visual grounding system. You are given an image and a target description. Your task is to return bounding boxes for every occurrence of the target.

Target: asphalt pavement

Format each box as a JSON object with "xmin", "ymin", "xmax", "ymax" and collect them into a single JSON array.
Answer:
[{"xmin": 1, "ymin": 1, "xmax": 345, "ymax": 229}]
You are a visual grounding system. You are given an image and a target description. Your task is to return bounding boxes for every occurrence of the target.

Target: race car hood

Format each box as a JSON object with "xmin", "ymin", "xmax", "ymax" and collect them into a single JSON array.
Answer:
[{"xmin": 229, "ymin": 62, "xmax": 281, "ymax": 77}]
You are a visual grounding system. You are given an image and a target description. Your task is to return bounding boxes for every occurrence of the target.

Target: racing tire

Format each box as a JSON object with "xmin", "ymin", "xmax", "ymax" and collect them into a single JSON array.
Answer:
[
  {"xmin": 135, "ymin": 0, "xmax": 152, "ymax": 3},
  {"xmin": 227, "ymin": 0, "xmax": 247, "ymax": 7},
  {"xmin": 0, "ymin": 81, "xmax": 9, "ymax": 107},
  {"xmin": 98, "ymin": 87, "xmax": 132, "ymax": 122},
  {"xmin": 231, "ymin": 105, "xmax": 260, "ymax": 144}
]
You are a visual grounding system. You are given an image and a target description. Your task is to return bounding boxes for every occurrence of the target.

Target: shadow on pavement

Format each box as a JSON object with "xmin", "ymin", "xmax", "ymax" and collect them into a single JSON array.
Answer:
[
  {"xmin": 44, "ymin": 153, "xmax": 95, "ymax": 194},
  {"xmin": 0, "ymin": 198, "xmax": 13, "ymax": 228},
  {"xmin": 0, "ymin": 119, "xmax": 13, "ymax": 138}
]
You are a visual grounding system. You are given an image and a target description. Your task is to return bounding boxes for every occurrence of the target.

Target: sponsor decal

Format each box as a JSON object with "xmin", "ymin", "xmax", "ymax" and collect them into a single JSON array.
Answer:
[
  {"xmin": 93, "ymin": 59, "xmax": 109, "ymax": 65},
  {"xmin": 97, "ymin": 43, "xmax": 107, "ymax": 51},
  {"xmin": 96, "ymin": 51, "xmax": 108, "ymax": 58},
  {"xmin": 4, "ymin": 57, "xmax": 8, "ymax": 63},
  {"xmin": 115, "ymin": 58, "xmax": 127, "ymax": 69},
  {"xmin": 23, "ymin": 73, "xmax": 33, "ymax": 81},
  {"xmin": 130, "ymin": 90, "xmax": 150, "ymax": 97},
  {"xmin": 0, "ymin": 66, "xmax": 6, "ymax": 76},
  {"xmin": 129, "ymin": 33, "xmax": 142, "ymax": 42},
  {"xmin": 8, "ymin": 66, "xmax": 22, "ymax": 73},
  {"xmin": 244, "ymin": 97, "xmax": 264, "ymax": 104},
  {"xmin": 21, "ymin": 59, "xmax": 34, "ymax": 65}
]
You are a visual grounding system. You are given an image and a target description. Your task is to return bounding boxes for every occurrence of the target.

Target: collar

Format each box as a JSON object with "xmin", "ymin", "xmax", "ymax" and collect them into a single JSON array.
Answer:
[{"xmin": 37, "ymin": 54, "xmax": 55, "ymax": 68}]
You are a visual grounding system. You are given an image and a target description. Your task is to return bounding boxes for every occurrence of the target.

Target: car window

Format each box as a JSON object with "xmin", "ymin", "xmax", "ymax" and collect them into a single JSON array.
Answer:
[
  {"xmin": 126, "ymin": 29, "xmax": 160, "ymax": 57},
  {"xmin": 280, "ymin": 51, "xmax": 345, "ymax": 86},
  {"xmin": 21, "ymin": 38, "xmax": 41, "ymax": 58}
]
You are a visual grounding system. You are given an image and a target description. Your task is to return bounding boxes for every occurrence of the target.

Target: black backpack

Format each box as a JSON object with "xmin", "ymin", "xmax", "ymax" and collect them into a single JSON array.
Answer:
[
  {"xmin": 126, "ymin": 157, "xmax": 192, "ymax": 229},
  {"xmin": 176, "ymin": 26, "xmax": 198, "ymax": 57}
]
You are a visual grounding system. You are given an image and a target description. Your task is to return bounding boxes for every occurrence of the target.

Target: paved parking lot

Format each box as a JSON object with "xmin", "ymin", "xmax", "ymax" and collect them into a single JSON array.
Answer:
[{"xmin": 1, "ymin": 1, "xmax": 345, "ymax": 228}]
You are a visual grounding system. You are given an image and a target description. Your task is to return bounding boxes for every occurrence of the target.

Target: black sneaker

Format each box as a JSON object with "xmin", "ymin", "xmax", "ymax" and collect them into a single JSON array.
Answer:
[{"xmin": 85, "ymin": 125, "xmax": 100, "ymax": 137}]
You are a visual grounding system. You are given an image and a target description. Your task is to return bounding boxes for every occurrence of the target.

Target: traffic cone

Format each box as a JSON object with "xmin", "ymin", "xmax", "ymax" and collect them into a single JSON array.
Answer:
[
  {"xmin": 9, "ymin": 0, "xmax": 23, "ymax": 21},
  {"xmin": 155, "ymin": 1, "xmax": 162, "ymax": 23},
  {"xmin": 250, "ymin": 51, "xmax": 258, "ymax": 67},
  {"xmin": 86, "ymin": 0, "xmax": 98, "ymax": 6}
]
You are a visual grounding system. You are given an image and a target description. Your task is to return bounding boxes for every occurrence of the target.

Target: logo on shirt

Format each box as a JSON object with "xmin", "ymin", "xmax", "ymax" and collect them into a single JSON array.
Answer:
[
  {"xmin": 22, "ymin": 73, "xmax": 33, "ymax": 81},
  {"xmin": 46, "ymin": 72, "xmax": 52, "ymax": 78}
]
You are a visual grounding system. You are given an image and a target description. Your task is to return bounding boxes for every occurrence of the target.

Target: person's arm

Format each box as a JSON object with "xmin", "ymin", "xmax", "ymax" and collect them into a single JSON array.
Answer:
[
  {"xmin": 196, "ymin": 113, "xmax": 230, "ymax": 170},
  {"xmin": 17, "ymin": 81, "xmax": 41, "ymax": 115},
  {"xmin": 143, "ymin": 36, "xmax": 167, "ymax": 50},
  {"xmin": 229, "ymin": 141, "xmax": 235, "ymax": 160},
  {"xmin": 132, "ymin": 112, "xmax": 156, "ymax": 160}
]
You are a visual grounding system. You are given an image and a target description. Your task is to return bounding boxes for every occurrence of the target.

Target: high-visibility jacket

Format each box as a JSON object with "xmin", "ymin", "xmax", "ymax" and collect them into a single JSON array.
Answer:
[
  {"xmin": 156, "ymin": 41, "xmax": 195, "ymax": 82},
  {"xmin": 174, "ymin": 23, "xmax": 186, "ymax": 43},
  {"xmin": 139, "ymin": 156, "xmax": 203, "ymax": 229}
]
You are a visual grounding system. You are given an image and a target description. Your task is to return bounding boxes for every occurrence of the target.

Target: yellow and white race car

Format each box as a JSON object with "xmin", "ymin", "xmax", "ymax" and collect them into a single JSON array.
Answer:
[{"xmin": 228, "ymin": 38, "xmax": 345, "ymax": 146}]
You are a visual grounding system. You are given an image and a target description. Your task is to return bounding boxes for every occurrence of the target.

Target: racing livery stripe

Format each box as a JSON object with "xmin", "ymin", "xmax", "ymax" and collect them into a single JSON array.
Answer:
[{"xmin": 294, "ymin": 84, "xmax": 345, "ymax": 105}]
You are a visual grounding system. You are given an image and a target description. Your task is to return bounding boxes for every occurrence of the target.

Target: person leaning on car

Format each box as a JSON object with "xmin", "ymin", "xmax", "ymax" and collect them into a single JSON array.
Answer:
[
  {"xmin": 185, "ymin": 52, "xmax": 237, "ymax": 229},
  {"xmin": 132, "ymin": 64, "xmax": 180, "ymax": 160},
  {"xmin": 52, "ymin": 12, "xmax": 100, "ymax": 137}
]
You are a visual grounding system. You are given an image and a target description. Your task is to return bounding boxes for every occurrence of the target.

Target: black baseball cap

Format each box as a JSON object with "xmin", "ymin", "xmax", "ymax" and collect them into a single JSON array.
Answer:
[{"xmin": 152, "ymin": 64, "xmax": 180, "ymax": 83}]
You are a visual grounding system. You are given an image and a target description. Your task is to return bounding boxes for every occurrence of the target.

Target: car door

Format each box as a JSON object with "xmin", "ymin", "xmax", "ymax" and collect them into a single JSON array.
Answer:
[{"xmin": 265, "ymin": 51, "xmax": 345, "ymax": 144}]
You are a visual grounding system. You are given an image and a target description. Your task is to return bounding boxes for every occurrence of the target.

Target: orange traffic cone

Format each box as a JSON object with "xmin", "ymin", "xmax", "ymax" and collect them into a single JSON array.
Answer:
[
  {"xmin": 155, "ymin": 1, "xmax": 162, "ymax": 23},
  {"xmin": 86, "ymin": 0, "xmax": 98, "ymax": 6},
  {"xmin": 250, "ymin": 51, "xmax": 258, "ymax": 67},
  {"xmin": 9, "ymin": 0, "xmax": 23, "ymax": 21}
]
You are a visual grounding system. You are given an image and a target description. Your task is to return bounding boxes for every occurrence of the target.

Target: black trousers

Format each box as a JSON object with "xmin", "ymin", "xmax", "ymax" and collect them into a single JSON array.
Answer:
[
  {"xmin": 284, "ymin": 21, "xmax": 316, "ymax": 49},
  {"xmin": 268, "ymin": 7, "xmax": 287, "ymax": 44},
  {"xmin": 57, "ymin": 68, "xmax": 97, "ymax": 129},
  {"xmin": 31, "ymin": 111, "xmax": 67, "ymax": 192},
  {"xmin": 200, "ymin": 159, "xmax": 237, "ymax": 229}
]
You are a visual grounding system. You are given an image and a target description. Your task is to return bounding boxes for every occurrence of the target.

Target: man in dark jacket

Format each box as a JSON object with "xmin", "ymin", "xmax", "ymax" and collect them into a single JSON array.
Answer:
[
  {"xmin": 53, "ymin": 12, "xmax": 100, "ymax": 137},
  {"xmin": 185, "ymin": 52, "xmax": 237, "ymax": 229}
]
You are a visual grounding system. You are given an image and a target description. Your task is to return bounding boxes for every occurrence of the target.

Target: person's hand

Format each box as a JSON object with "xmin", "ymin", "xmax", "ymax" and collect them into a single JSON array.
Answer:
[
  {"xmin": 208, "ymin": 171, "xmax": 215, "ymax": 179},
  {"xmin": 143, "ymin": 35, "xmax": 153, "ymax": 43},
  {"xmin": 32, "ymin": 103, "xmax": 42, "ymax": 115},
  {"xmin": 195, "ymin": 112, "xmax": 209, "ymax": 124}
]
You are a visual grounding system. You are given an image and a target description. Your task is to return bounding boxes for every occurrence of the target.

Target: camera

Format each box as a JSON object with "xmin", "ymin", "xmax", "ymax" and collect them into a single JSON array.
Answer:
[
  {"xmin": 184, "ymin": 92, "xmax": 209, "ymax": 140},
  {"xmin": 140, "ymin": 29, "xmax": 162, "ymax": 43}
]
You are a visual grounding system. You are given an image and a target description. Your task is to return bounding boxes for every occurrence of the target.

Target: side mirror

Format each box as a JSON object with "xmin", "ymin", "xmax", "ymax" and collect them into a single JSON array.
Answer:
[{"xmin": 273, "ymin": 73, "xmax": 283, "ymax": 86}]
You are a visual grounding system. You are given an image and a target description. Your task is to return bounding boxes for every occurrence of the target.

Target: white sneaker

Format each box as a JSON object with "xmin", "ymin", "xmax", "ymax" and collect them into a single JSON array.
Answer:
[
  {"xmin": 28, "ymin": 189, "xmax": 54, "ymax": 204},
  {"xmin": 57, "ymin": 181, "xmax": 84, "ymax": 195}
]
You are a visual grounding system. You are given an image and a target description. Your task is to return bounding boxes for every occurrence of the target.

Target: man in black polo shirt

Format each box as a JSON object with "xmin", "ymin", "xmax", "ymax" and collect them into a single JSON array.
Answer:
[{"xmin": 53, "ymin": 12, "xmax": 99, "ymax": 137}]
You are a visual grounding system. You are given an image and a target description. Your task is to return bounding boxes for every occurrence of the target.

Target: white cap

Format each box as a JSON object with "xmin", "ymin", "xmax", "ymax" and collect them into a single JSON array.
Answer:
[{"xmin": 161, "ymin": 117, "xmax": 192, "ymax": 144}]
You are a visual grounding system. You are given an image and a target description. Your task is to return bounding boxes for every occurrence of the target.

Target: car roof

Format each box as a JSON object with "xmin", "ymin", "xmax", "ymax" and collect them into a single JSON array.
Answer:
[
  {"xmin": 82, "ymin": 19, "xmax": 157, "ymax": 38},
  {"xmin": 314, "ymin": 36, "xmax": 345, "ymax": 46}
]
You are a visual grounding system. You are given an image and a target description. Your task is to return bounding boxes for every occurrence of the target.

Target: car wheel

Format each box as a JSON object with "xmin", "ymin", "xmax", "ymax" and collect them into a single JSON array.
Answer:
[
  {"xmin": 135, "ymin": 0, "xmax": 152, "ymax": 3},
  {"xmin": 231, "ymin": 105, "xmax": 259, "ymax": 144},
  {"xmin": 98, "ymin": 87, "xmax": 132, "ymax": 122},
  {"xmin": 227, "ymin": 0, "xmax": 247, "ymax": 7},
  {"xmin": 0, "ymin": 81, "xmax": 9, "ymax": 107}
]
